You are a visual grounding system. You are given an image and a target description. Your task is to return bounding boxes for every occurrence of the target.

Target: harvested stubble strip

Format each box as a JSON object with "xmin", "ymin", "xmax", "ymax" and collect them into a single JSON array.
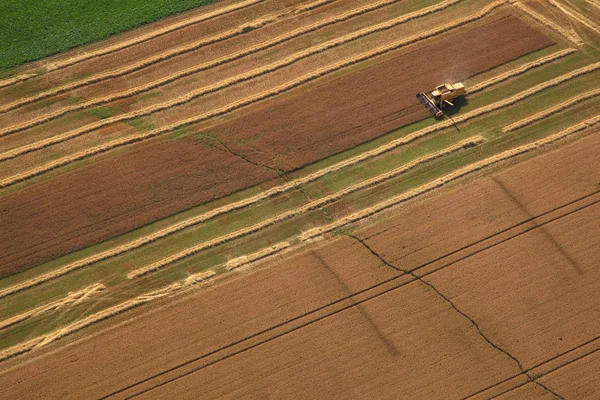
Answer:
[
  {"xmin": 0, "ymin": 271, "xmax": 215, "ymax": 363},
  {"xmin": 0, "ymin": 61, "xmax": 597, "ymax": 299},
  {"xmin": 0, "ymin": 0, "xmax": 508, "ymax": 188},
  {"xmin": 503, "ymin": 87, "xmax": 600, "ymax": 132},
  {"xmin": 300, "ymin": 115, "xmax": 600, "ymax": 240},
  {"xmin": 0, "ymin": 283, "xmax": 105, "ymax": 331},
  {"xmin": 0, "ymin": 0, "xmax": 459, "ymax": 135},
  {"xmin": 128, "ymin": 137, "xmax": 484, "ymax": 279},
  {"xmin": 509, "ymin": 0, "xmax": 584, "ymax": 46},
  {"xmin": 548, "ymin": 0, "xmax": 600, "ymax": 35},
  {"xmin": 468, "ymin": 48, "xmax": 576, "ymax": 94},
  {"xmin": 225, "ymin": 242, "xmax": 291, "ymax": 270}
]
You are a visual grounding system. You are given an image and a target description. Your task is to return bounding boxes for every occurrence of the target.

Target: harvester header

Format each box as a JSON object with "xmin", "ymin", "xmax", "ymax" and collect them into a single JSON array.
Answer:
[{"xmin": 417, "ymin": 82, "xmax": 466, "ymax": 118}]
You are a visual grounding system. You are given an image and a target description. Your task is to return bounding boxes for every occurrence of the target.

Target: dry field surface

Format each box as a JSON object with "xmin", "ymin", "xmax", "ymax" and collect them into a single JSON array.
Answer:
[
  {"xmin": 1, "ymin": 0, "xmax": 599, "ymax": 397},
  {"xmin": 0, "ymin": 117, "xmax": 598, "ymax": 400}
]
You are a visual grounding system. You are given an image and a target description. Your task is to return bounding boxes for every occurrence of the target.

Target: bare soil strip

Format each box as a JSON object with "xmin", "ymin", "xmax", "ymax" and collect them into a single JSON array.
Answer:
[
  {"xmin": 0, "ymin": 1, "xmax": 523, "ymax": 189},
  {"xmin": 0, "ymin": 272, "xmax": 214, "ymax": 363},
  {"xmin": 548, "ymin": 0, "xmax": 600, "ymax": 35},
  {"xmin": 468, "ymin": 48, "xmax": 576, "ymax": 94},
  {"xmin": 503, "ymin": 87, "xmax": 600, "ymax": 132},
  {"xmin": 0, "ymin": 0, "xmax": 458, "ymax": 137},
  {"xmin": 0, "ymin": 283, "xmax": 105, "ymax": 331},
  {"xmin": 300, "ymin": 115, "xmax": 600, "ymax": 240},
  {"xmin": 510, "ymin": 0, "xmax": 584, "ymax": 45},
  {"xmin": 126, "ymin": 137, "xmax": 483, "ymax": 278},
  {"xmin": 0, "ymin": 48, "xmax": 574, "ymax": 297}
]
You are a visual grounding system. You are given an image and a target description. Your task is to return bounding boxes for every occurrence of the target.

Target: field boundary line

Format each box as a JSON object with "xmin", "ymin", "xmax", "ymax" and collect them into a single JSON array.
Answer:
[
  {"xmin": 0, "ymin": 0, "xmax": 267, "ymax": 90},
  {"xmin": 0, "ymin": 0, "xmax": 459, "ymax": 134},
  {"xmin": 0, "ymin": 283, "xmax": 105, "ymax": 331},
  {"xmin": 503, "ymin": 87, "xmax": 600, "ymax": 132},
  {"xmin": 0, "ymin": 0, "xmax": 342, "ymax": 118},
  {"xmin": 128, "ymin": 137, "xmax": 483, "ymax": 278},
  {"xmin": 468, "ymin": 48, "xmax": 576, "ymax": 94},
  {"xmin": 0, "ymin": 272, "xmax": 214, "ymax": 363},
  {"xmin": 0, "ymin": 0, "xmax": 512, "ymax": 188},
  {"xmin": 548, "ymin": 0, "xmax": 600, "ymax": 35},
  {"xmin": 0, "ymin": 55, "xmax": 594, "ymax": 298},
  {"xmin": 299, "ymin": 114, "xmax": 600, "ymax": 240},
  {"xmin": 509, "ymin": 0, "xmax": 584, "ymax": 45}
]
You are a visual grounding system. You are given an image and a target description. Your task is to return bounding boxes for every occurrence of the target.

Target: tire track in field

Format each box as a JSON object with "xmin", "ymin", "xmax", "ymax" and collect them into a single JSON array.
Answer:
[
  {"xmin": 0, "ymin": 0, "xmax": 510, "ymax": 188},
  {"xmin": 0, "ymin": 272, "xmax": 215, "ymax": 363},
  {"xmin": 0, "ymin": 52, "xmax": 590, "ymax": 299},
  {"xmin": 0, "ymin": 0, "xmax": 338, "ymax": 120},
  {"xmin": 0, "ymin": 0, "xmax": 454, "ymax": 132},
  {"xmin": 127, "ymin": 137, "xmax": 483, "ymax": 279},
  {"xmin": 0, "ymin": 137, "xmax": 480, "ymax": 298},
  {"xmin": 300, "ymin": 114, "xmax": 600, "ymax": 239},
  {"xmin": 0, "ymin": 0, "xmax": 461, "ymax": 160},
  {"xmin": 0, "ymin": 0, "xmax": 267, "ymax": 90},
  {"xmin": 0, "ymin": 283, "xmax": 105, "ymax": 331},
  {"xmin": 509, "ymin": 0, "xmax": 584, "ymax": 45},
  {"xmin": 503, "ymin": 87, "xmax": 600, "ymax": 132},
  {"xmin": 102, "ymin": 192, "xmax": 600, "ymax": 399}
]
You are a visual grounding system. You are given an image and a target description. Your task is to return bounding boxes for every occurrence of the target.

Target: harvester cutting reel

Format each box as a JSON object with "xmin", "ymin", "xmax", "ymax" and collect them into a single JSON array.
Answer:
[{"xmin": 416, "ymin": 82, "xmax": 466, "ymax": 118}]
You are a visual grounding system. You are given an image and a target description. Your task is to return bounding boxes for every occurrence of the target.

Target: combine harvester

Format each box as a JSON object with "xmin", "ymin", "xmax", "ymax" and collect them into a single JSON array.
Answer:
[{"xmin": 417, "ymin": 82, "xmax": 465, "ymax": 118}]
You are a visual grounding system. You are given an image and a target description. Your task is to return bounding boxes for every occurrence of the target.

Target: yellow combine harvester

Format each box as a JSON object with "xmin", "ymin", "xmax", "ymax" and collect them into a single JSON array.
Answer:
[{"xmin": 417, "ymin": 82, "xmax": 466, "ymax": 118}]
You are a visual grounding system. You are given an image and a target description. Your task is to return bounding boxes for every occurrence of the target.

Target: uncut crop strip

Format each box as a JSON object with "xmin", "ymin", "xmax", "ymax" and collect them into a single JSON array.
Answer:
[
  {"xmin": 0, "ymin": 0, "xmax": 510, "ymax": 188},
  {"xmin": 0, "ymin": 52, "xmax": 581, "ymax": 298},
  {"xmin": 0, "ymin": 283, "xmax": 105, "ymax": 331},
  {"xmin": 128, "ymin": 137, "xmax": 483, "ymax": 279},
  {"xmin": 300, "ymin": 115, "xmax": 600, "ymax": 240},
  {"xmin": 0, "ymin": 0, "xmax": 341, "ymax": 119},
  {"xmin": 0, "ymin": 1, "xmax": 463, "ymax": 161},
  {"xmin": 468, "ymin": 48, "xmax": 576, "ymax": 94},
  {"xmin": 509, "ymin": 0, "xmax": 584, "ymax": 45},
  {"xmin": 503, "ymin": 87, "xmax": 600, "ymax": 132},
  {"xmin": 0, "ymin": 0, "xmax": 458, "ymax": 132},
  {"xmin": 549, "ymin": 0, "xmax": 600, "ymax": 35},
  {"xmin": 0, "ymin": 272, "xmax": 214, "ymax": 363}
]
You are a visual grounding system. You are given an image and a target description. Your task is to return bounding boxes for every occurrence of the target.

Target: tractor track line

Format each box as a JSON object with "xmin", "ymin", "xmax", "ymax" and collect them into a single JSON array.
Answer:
[
  {"xmin": 0, "ymin": 0, "xmax": 341, "ymax": 119},
  {"xmin": 464, "ymin": 338, "xmax": 600, "ymax": 399},
  {"xmin": 509, "ymin": 0, "xmax": 584, "ymax": 45},
  {"xmin": 0, "ymin": 1, "xmax": 522, "ymax": 188},
  {"xmin": 103, "ymin": 193, "xmax": 600, "ymax": 399},
  {"xmin": 503, "ymin": 87, "xmax": 600, "ymax": 132},
  {"xmin": 0, "ymin": 138, "xmax": 479, "ymax": 298},
  {"xmin": 0, "ymin": 0, "xmax": 269, "ymax": 89},
  {"xmin": 127, "ymin": 137, "xmax": 483, "ymax": 279},
  {"xmin": 0, "ymin": 0, "xmax": 458, "ymax": 135},
  {"xmin": 0, "ymin": 54, "xmax": 593, "ymax": 298}
]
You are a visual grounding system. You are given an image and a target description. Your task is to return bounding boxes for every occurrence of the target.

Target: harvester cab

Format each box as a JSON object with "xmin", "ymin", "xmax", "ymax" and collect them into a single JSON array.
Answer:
[{"xmin": 416, "ymin": 82, "xmax": 466, "ymax": 118}]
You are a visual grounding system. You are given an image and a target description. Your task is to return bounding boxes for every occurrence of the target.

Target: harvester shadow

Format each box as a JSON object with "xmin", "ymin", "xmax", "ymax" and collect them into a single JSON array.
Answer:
[
  {"xmin": 442, "ymin": 96, "xmax": 469, "ymax": 132},
  {"xmin": 311, "ymin": 251, "xmax": 400, "ymax": 357}
]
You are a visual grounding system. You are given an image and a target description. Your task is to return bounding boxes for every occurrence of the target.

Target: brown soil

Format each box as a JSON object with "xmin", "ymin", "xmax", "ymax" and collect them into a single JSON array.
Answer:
[
  {"xmin": 0, "ymin": 12, "xmax": 553, "ymax": 277},
  {"xmin": 0, "ymin": 119, "xmax": 598, "ymax": 400},
  {"xmin": 0, "ymin": 139, "xmax": 278, "ymax": 277},
  {"xmin": 210, "ymin": 13, "xmax": 554, "ymax": 170}
]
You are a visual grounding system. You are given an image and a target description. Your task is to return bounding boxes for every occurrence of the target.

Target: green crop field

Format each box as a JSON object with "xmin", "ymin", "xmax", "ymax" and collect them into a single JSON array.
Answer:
[{"xmin": 0, "ymin": 0, "xmax": 214, "ymax": 73}]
